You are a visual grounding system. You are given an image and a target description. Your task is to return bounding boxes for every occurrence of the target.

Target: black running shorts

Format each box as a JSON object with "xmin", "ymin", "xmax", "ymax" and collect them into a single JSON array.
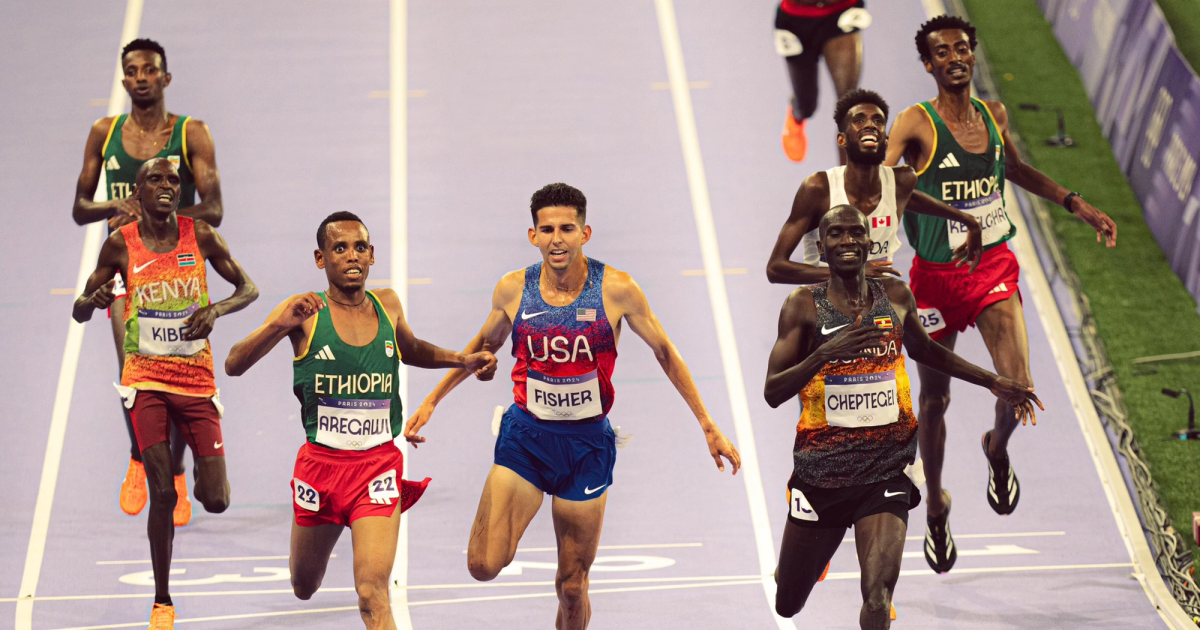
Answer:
[
  {"xmin": 786, "ymin": 471, "xmax": 921, "ymax": 529},
  {"xmin": 774, "ymin": 0, "xmax": 870, "ymax": 64}
]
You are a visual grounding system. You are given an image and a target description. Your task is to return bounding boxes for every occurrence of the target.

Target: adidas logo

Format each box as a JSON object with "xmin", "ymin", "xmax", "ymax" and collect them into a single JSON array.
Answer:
[
  {"xmin": 987, "ymin": 282, "xmax": 1008, "ymax": 295},
  {"xmin": 938, "ymin": 153, "xmax": 961, "ymax": 169},
  {"xmin": 370, "ymin": 496, "xmax": 394, "ymax": 505},
  {"xmin": 106, "ymin": 155, "xmax": 120, "ymax": 170},
  {"xmin": 314, "ymin": 344, "xmax": 336, "ymax": 360}
]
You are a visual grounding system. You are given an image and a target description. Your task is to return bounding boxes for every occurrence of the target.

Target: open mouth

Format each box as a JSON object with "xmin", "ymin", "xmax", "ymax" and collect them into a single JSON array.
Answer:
[
  {"xmin": 549, "ymin": 248, "xmax": 568, "ymax": 259},
  {"xmin": 344, "ymin": 267, "xmax": 363, "ymax": 278},
  {"xmin": 859, "ymin": 130, "xmax": 880, "ymax": 148},
  {"xmin": 832, "ymin": 249, "xmax": 861, "ymax": 262},
  {"xmin": 156, "ymin": 192, "xmax": 173, "ymax": 203},
  {"xmin": 947, "ymin": 64, "xmax": 968, "ymax": 78}
]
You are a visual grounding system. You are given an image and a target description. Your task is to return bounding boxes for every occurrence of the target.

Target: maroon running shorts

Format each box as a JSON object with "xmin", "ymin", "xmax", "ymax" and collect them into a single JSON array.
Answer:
[{"xmin": 131, "ymin": 390, "xmax": 225, "ymax": 457}]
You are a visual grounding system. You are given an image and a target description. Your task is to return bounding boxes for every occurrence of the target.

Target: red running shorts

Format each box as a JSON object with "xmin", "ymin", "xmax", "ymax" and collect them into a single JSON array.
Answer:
[
  {"xmin": 908, "ymin": 242, "xmax": 1021, "ymax": 342},
  {"xmin": 291, "ymin": 441, "xmax": 430, "ymax": 527}
]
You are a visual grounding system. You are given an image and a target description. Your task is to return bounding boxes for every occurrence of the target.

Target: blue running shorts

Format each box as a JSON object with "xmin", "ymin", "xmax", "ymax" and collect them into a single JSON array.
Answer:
[{"xmin": 494, "ymin": 404, "xmax": 616, "ymax": 502}]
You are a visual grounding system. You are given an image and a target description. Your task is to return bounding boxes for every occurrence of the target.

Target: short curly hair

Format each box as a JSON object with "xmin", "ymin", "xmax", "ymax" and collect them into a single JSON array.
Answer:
[
  {"xmin": 915, "ymin": 15, "xmax": 977, "ymax": 63},
  {"xmin": 530, "ymin": 183, "xmax": 587, "ymax": 226},
  {"xmin": 833, "ymin": 89, "xmax": 889, "ymax": 132},
  {"xmin": 121, "ymin": 38, "xmax": 168, "ymax": 72}
]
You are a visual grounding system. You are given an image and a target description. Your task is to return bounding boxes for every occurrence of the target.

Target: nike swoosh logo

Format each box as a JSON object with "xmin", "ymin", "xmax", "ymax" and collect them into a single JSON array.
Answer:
[
  {"xmin": 132, "ymin": 259, "xmax": 158, "ymax": 274},
  {"xmin": 883, "ymin": 490, "xmax": 905, "ymax": 497},
  {"xmin": 584, "ymin": 485, "xmax": 605, "ymax": 495},
  {"xmin": 522, "ymin": 309, "xmax": 549, "ymax": 320},
  {"xmin": 213, "ymin": 441, "xmax": 223, "ymax": 449},
  {"xmin": 821, "ymin": 323, "xmax": 850, "ymax": 335}
]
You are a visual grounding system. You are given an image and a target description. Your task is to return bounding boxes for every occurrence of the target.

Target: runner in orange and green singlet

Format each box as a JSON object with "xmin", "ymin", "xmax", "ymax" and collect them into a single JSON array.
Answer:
[
  {"xmin": 885, "ymin": 15, "xmax": 1117, "ymax": 575},
  {"xmin": 72, "ymin": 38, "xmax": 225, "ymax": 524},
  {"xmin": 74, "ymin": 158, "xmax": 255, "ymax": 630}
]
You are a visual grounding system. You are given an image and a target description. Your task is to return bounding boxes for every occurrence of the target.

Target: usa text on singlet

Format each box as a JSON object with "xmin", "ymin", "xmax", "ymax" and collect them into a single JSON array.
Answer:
[
  {"xmin": 292, "ymin": 291, "xmax": 404, "ymax": 451},
  {"xmin": 794, "ymin": 279, "xmax": 917, "ymax": 488},
  {"xmin": 511, "ymin": 258, "xmax": 618, "ymax": 423}
]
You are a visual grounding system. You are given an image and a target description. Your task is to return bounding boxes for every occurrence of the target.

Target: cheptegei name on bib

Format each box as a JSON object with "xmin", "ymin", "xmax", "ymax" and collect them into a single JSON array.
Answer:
[{"xmin": 824, "ymin": 370, "xmax": 899, "ymax": 428}]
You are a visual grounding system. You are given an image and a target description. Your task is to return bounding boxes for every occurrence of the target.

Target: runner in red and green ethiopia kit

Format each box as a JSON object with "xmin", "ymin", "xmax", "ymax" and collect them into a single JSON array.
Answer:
[
  {"xmin": 225, "ymin": 211, "xmax": 497, "ymax": 629},
  {"xmin": 885, "ymin": 14, "xmax": 1118, "ymax": 576}
]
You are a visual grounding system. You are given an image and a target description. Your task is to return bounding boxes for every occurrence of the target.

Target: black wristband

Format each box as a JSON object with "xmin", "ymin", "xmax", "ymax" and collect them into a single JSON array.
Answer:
[{"xmin": 1062, "ymin": 191, "xmax": 1080, "ymax": 213}]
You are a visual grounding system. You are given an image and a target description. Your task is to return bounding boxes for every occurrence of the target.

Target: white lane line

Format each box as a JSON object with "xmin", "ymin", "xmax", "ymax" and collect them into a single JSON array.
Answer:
[
  {"xmin": 824, "ymin": 561, "xmax": 1134, "ymax": 582},
  {"xmin": 388, "ymin": 1, "xmax": 414, "ymax": 629},
  {"xmin": 843, "ymin": 530, "xmax": 1066, "ymax": 543},
  {"xmin": 652, "ymin": 1, "xmax": 789, "ymax": 627},
  {"xmin": 96, "ymin": 554, "xmax": 336, "ymax": 565},
  {"xmin": 681, "ymin": 268, "xmax": 748, "ymax": 276},
  {"xmin": 462, "ymin": 542, "xmax": 704, "ymax": 554},
  {"xmin": 15, "ymin": 3, "xmax": 144, "ymax": 629}
]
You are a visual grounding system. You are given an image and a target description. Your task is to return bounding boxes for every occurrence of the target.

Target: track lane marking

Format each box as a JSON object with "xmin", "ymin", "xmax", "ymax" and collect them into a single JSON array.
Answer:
[{"xmin": 15, "ymin": 2, "xmax": 144, "ymax": 629}]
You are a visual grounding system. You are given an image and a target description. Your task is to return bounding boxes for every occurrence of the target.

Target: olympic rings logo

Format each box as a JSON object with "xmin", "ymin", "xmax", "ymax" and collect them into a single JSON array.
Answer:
[
  {"xmin": 345, "ymin": 440, "xmax": 364, "ymax": 448},
  {"xmin": 857, "ymin": 415, "xmax": 874, "ymax": 424}
]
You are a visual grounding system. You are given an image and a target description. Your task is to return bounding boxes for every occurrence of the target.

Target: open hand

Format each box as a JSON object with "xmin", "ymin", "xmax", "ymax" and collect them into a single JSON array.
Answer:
[
  {"xmin": 818, "ymin": 315, "xmax": 887, "ymax": 362},
  {"xmin": 952, "ymin": 219, "xmax": 983, "ymax": 273},
  {"xmin": 107, "ymin": 197, "xmax": 141, "ymax": 230},
  {"xmin": 703, "ymin": 426, "xmax": 741, "ymax": 475},
  {"xmin": 989, "ymin": 377, "xmax": 1045, "ymax": 425},
  {"xmin": 865, "ymin": 261, "xmax": 902, "ymax": 278},
  {"xmin": 1071, "ymin": 198, "xmax": 1117, "ymax": 248},
  {"xmin": 403, "ymin": 402, "xmax": 436, "ymax": 448}
]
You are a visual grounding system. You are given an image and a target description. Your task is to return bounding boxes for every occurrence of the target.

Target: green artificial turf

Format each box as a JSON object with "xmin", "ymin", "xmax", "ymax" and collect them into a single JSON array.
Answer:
[
  {"xmin": 962, "ymin": 0, "xmax": 1200, "ymax": 558},
  {"xmin": 1158, "ymin": 0, "xmax": 1200, "ymax": 75}
]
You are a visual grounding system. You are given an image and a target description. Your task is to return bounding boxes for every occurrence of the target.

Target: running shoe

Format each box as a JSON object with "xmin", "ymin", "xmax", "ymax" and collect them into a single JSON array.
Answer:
[
  {"xmin": 983, "ymin": 430, "xmax": 1020, "ymax": 515},
  {"xmin": 782, "ymin": 105, "xmax": 808, "ymax": 162},
  {"xmin": 173, "ymin": 474, "xmax": 192, "ymax": 527},
  {"xmin": 923, "ymin": 489, "xmax": 957, "ymax": 573},
  {"xmin": 818, "ymin": 561, "xmax": 829, "ymax": 582},
  {"xmin": 148, "ymin": 603, "xmax": 176, "ymax": 629},
  {"xmin": 120, "ymin": 457, "xmax": 148, "ymax": 516},
  {"xmin": 890, "ymin": 602, "xmax": 897, "ymax": 620}
]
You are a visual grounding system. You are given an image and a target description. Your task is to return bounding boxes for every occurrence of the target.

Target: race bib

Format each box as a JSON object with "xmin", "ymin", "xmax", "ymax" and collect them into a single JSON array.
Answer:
[
  {"xmin": 315, "ymin": 397, "xmax": 392, "ymax": 451},
  {"xmin": 837, "ymin": 7, "xmax": 872, "ymax": 33},
  {"xmin": 526, "ymin": 370, "xmax": 603, "ymax": 420},
  {"xmin": 774, "ymin": 29, "xmax": 802, "ymax": 57},
  {"xmin": 824, "ymin": 370, "xmax": 899, "ymax": 428},
  {"xmin": 917, "ymin": 307, "xmax": 946, "ymax": 334},
  {"xmin": 789, "ymin": 487, "xmax": 818, "ymax": 522},
  {"xmin": 294, "ymin": 479, "xmax": 320, "ymax": 512},
  {"xmin": 368, "ymin": 469, "xmax": 400, "ymax": 504},
  {"xmin": 947, "ymin": 191, "xmax": 1011, "ymax": 248},
  {"xmin": 137, "ymin": 303, "xmax": 206, "ymax": 356}
]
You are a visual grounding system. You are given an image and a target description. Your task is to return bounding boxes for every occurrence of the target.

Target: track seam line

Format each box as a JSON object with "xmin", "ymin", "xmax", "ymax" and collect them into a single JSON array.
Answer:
[
  {"xmin": 388, "ymin": 1, "xmax": 414, "ymax": 629},
  {"xmin": 651, "ymin": 1, "xmax": 792, "ymax": 627},
  {"xmin": 14, "ymin": 2, "xmax": 144, "ymax": 628}
]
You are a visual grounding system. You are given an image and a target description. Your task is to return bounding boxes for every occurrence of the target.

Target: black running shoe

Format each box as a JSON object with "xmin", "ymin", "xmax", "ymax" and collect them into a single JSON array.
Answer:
[
  {"xmin": 924, "ymin": 490, "xmax": 957, "ymax": 573},
  {"xmin": 983, "ymin": 431, "xmax": 1020, "ymax": 515}
]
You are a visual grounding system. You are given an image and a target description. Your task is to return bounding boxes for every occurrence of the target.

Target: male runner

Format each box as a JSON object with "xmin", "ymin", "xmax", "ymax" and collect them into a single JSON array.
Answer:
[
  {"xmin": 224, "ymin": 212, "xmax": 496, "ymax": 630},
  {"xmin": 72, "ymin": 38, "xmax": 224, "ymax": 525},
  {"xmin": 766, "ymin": 205, "xmax": 1040, "ymax": 629},
  {"xmin": 403, "ymin": 183, "xmax": 742, "ymax": 630},
  {"xmin": 883, "ymin": 15, "xmax": 1118, "ymax": 573},
  {"xmin": 767, "ymin": 88, "xmax": 985, "ymax": 286},
  {"xmin": 73, "ymin": 158, "xmax": 255, "ymax": 629},
  {"xmin": 774, "ymin": 0, "xmax": 872, "ymax": 162}
]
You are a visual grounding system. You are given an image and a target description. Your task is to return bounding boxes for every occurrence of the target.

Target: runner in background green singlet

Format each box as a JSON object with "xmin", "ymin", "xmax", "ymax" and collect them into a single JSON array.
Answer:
[
  {"xmin": 885, "ymin": 15, "xmax": 1118, "ymax": 578},
  {"xmin": 70, "ymin": 38, "xmax": 226, "ymax": 525}
]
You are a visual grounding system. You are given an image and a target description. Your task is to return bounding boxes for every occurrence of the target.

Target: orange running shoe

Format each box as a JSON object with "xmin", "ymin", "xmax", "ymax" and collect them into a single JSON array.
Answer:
[
  {"xmin": 120, "ymin": 458, "xmax": 148, "ymax": 516},
  {"xmin": 818, "ymin": 561, "xmax": 830, "ymax": 582},
  {"xmin": 890, "ymin": 602, "xmax": 897, "ymax": 620},
  {"xmin": 173, "ymin": 474, "xmax": 192, "ymax": 527},
  {"xmin": 148, "ymin": 603, "xmax": 176, "ymax": 629},
  {"xmin": 781, "ymin": 106, "xmax": 808, "ymax": 163}
]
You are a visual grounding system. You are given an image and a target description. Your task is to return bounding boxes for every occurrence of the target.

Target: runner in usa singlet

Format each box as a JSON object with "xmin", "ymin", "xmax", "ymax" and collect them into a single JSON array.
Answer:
[
  {"xmin": 794, "ymin": 278, "xmax": 917, "ymax": 488},
  {"xmin": 511, "ymin": 257, "xmax": 617, "ymax": 424}
]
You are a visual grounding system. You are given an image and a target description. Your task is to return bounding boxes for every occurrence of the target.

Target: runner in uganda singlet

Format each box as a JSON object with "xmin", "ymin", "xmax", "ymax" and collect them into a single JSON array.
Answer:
[
  {"xmin": 794, "ymin": 279, "xmax": 916, "ymax": 487},
  {"xmin": 904, "ymin": 98, "xmax": 1015, "ymax": 263},
  {"xmin": 800, "ymin": 165, "xmax": 902, "ymax": 266},
  {"xmin": 511, "ymin": 258, "xmax": 618, "ymax": 424},
  {"xmin": 120, "ymin": 216, "xmax": 214, "ymax": 395},
  {"xmin": 292, "ymin": 292, "xmax": 404, "ymax": 451},
  {"xmin": 102, "ymin": 114, "xmax": 197, "ymax": 208}
]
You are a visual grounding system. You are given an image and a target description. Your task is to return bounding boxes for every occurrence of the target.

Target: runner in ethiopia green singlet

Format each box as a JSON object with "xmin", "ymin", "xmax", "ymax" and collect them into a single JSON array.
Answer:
[
  {"xmin": 292, "ymin": 291, "xmax": 403, "ymax": 449},
  {"xmin": 102, "ymin": 113, "xmax": 197, "ymax": 207},
  {"xmin": 903, "ymin": 98, "xmax": 1014, "ymax": 263}
]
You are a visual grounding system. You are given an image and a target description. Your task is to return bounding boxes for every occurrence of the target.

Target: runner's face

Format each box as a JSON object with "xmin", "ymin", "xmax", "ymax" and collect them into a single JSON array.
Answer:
[
  {"xmin": 818, "ymin": 214, "xmax": 871, "ymax": 275},
  {"xmin": 529, "ymin": 206, "xmax": 591, "ymax": 271},
  {"xmin": 121, "ymin": 51, "xmax": 170, "ymax": 105},
  {"xmin": 316, "ymin": 222, "xmax": 374, "ymax": 291},
  {"xmin": 925, "ymin": 30, "xmax": 974, "ymax": 88},
  {"xmin": 133, "ymin": 160, "xmax": 181, "ymax": 218},
  {"xmin": 839, "ymin": 103, "xmax": 888, "ymax": 166}
]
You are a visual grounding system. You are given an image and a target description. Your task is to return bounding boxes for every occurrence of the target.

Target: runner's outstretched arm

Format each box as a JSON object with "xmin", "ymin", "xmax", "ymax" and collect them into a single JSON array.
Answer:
[
  {"xmin": 988, "ymin": 101, "xmax": 1117, "ymax": 247},
  {"xmin": 72, "ymin": 232, "xmax": 126, "ymax": 323},
  {"xmin": 609, "ymin": 269, "xmax": 741, "ymax": 474},
  {"xmin": 183, "ymin": 223, "xmax": 259, "ymax": 341},
  {"xmin": 403, "ymin": 271, "xmax": 521, "ymax": 447},
  {"xmin": 373, "ymin": 288, "xmax": 496, "ymax": 374},
  {"xmin": 177, "ymin": 119, "xmax": 224, "ymax": 226},
  {"xmin": 225, "ymin": 293, "xmax": 325, "ymax": 376},
  {"xmin": 889, "ymin": 279, "xmax": 1044, "ymax": 424}
]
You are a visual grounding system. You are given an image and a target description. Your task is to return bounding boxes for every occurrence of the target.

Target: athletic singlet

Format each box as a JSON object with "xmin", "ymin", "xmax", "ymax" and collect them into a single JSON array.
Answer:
[
  {"xmin": 292, "ymin": 291, "xmax": 404, "ymax": 451},
  {"xmin": 511, "ymin": 258, "xmax": 618, "ymax": 425},
  {"xmin": 102, "ymin": 114, "xmax": 197, "ymax": 208},
  {"xmin": 794, "ymin": 279, "xmax": 916, "ymax": 488},
  {"xmin": 120, "ymin": 216, "xmax": 214, "ymax": 396},
  {"xmin": 904, "ymin": 99, "xmax": 1015, "ymax": 263},
  {"xmin": 800, "ymin": 165, "xmax": 902, "ymax": 266}
]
